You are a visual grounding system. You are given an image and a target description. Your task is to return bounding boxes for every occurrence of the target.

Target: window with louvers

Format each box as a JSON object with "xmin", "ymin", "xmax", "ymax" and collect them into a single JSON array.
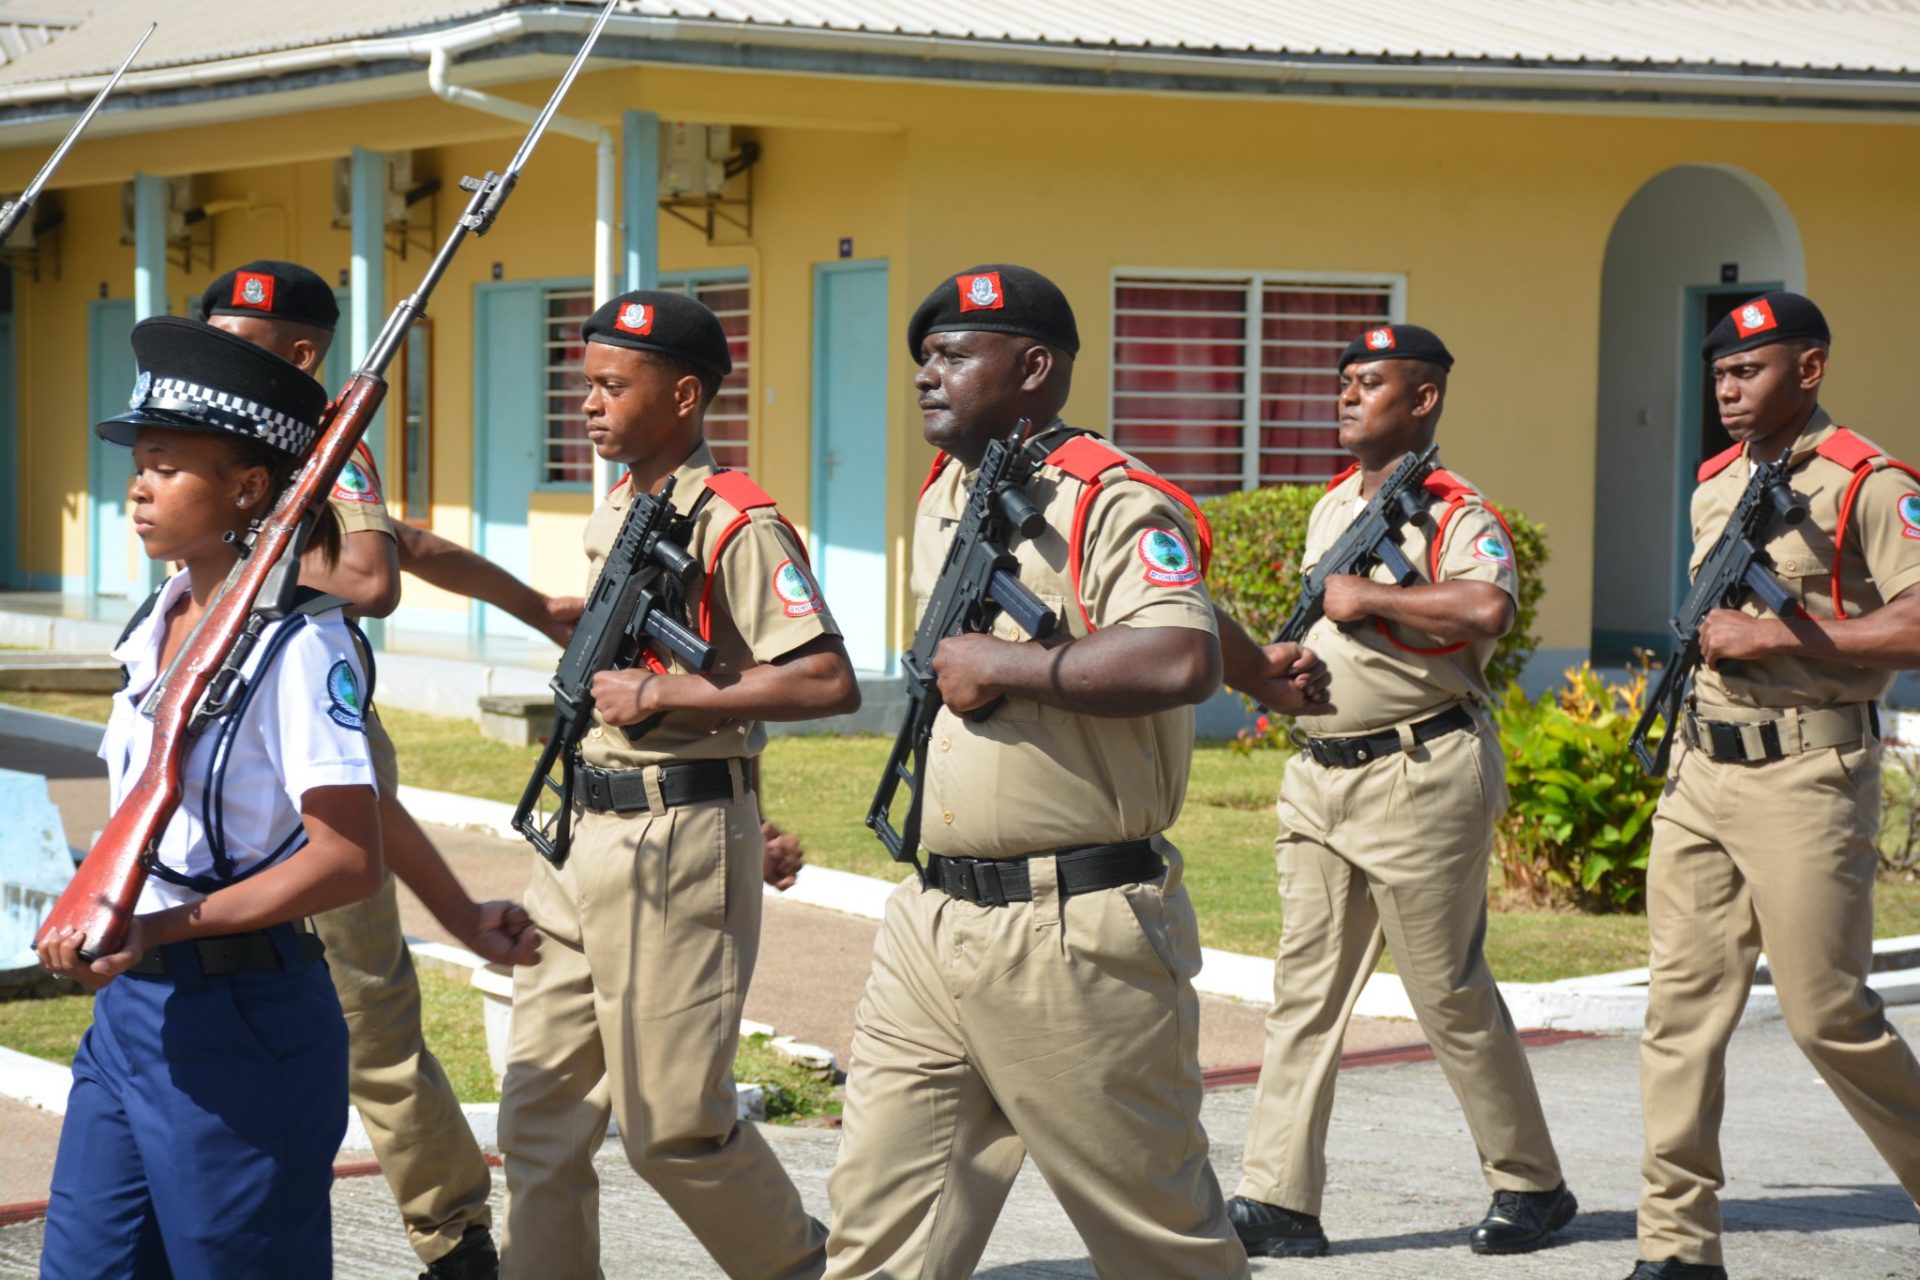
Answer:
[
  {"xmin": 1110, "ymin": 275, "xmax": 1399, "ymax": 495},
  {"xmin": 539, "ymin": 277, "xmax": 752, "ymax": 485}
]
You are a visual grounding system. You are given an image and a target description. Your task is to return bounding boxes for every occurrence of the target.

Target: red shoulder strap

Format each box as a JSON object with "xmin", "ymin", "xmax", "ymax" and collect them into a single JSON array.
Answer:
[
  {"xmin": 1373, "ymin": 471, "xmax": 1517, "ymax": 659},
  {"xmin": 1811, "ymin": 427, "xmax": 1920, "ymax": 619},
  {"xmin": 1327, "ymin": 462, "xmax": 1360, "ymax": 490},
  {"xmin": 1044, "ymin": 437, "xmax": 1213, "ymax": 632},
  {"xmin": 695, "ymin": 470, "xmax": 807, "ymax": 641},
  {"xmin": 918, "ymin": 452, "xmax": 952, "ymax": 501},
  {"xmin": 1697, "ymin": 444, "xmax": 1744, "ymax": 483}
]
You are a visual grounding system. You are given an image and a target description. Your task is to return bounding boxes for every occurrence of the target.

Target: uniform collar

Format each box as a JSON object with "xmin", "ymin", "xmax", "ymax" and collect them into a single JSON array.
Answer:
[
  {"xmin": 610, "ymin": 440, "xmax": 719, "ymax": 513},
  {"xmin": 1784, "ymin": 405, "xmax": 1837, "ymax": 468},
  {"xmin": 111, "ymin": 570, "xmax": 192, "ymax": 695}
]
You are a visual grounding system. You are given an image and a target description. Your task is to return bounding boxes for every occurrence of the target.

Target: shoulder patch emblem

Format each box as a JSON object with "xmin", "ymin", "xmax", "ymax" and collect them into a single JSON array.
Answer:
[
  {"xmin": 1899, "ymin": 493, "xmax": 1920, "ymax": 541},
  {"xmin": 1732, "ymin": 299, "xmax": 1777, "ymax": 338},
  {"xmin": 331, "ymin": 457, "xmax": 380, "ymax": 504},
  {"xmin": 772, "ymin": 559, "xmax": 824, "ymax": 617},
  {"xmin": 958, "ymin": 271, "xmax": 1004, "ymax": 313},
  {"xmin": 233, "ymin": 270, "xmax": 275, "ymax": 312},
  {"xmin": 1471, "ymin": 533, "xmax": 1513, "ymax": 566},
  {"xmin": 1138, "ymin": 527, "xmax": 1201, "ymax": 587},
  {"xmin": 325, "ymin": 660, "xmax": 365, "ymax": 731}
]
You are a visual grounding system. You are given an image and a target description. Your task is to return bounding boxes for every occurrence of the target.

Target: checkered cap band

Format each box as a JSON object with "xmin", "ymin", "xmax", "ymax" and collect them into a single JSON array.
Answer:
[{"xmin": 139, "ymin": 375, "xmax": 317, "ymax": 456}]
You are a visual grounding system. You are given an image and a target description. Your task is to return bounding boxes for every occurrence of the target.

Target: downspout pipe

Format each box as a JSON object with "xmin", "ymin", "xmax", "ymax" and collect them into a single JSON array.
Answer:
[{"xmin": 425, "ymin": 44, "xmax": 620, "ymax": 494}]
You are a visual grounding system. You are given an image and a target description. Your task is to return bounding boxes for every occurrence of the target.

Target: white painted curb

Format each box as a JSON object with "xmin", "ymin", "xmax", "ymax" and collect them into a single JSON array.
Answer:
[
  {"xmin": 0, "ymin": 1043, "xmax": 72, "ymax": 1115},
  {"xmin": 0, "ymin": 705, "xmax": 105, "ymax": 754}
]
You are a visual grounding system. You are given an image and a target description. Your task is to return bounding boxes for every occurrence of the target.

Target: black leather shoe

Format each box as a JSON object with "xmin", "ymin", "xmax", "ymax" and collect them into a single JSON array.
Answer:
[
  {"xmin": 1622, "ymin": 1261, "xmax": 1729, "ymax": 1280},
  {"xmin": 1226, "ymin": 1195, "xmax": 1330, "ymax": 1258},
  {"xmin": 420, "ymin": 1227, "xmax": 500, "ymax": 1280},
  {"xmin": 1469, "ymin": 1182, "xmax": 1577, "ymax": 1254}
]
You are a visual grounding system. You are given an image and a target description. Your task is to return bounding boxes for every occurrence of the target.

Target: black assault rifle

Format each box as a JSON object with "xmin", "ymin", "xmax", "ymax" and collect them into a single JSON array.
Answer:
[
  {"xmin": 512, "ymin": 476, "xmax": 715, "ymax": 866},
  {"xmin": 1273, "ymin": 444, "xmax": 1441, "ymax": 645},
  {"xmin": 1628, "ymin": 456, "xmax": 1808, "ymax": 776},
  {"xmin": 867, "ymin": 421, "xmax": 1058, "ymax": 868}
]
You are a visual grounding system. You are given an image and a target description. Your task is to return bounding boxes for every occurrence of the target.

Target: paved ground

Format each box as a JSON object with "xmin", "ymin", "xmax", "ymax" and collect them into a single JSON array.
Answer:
[{"xmin": 3, "ymin": 1009, "xmax": 1916, "ymax": 1277}]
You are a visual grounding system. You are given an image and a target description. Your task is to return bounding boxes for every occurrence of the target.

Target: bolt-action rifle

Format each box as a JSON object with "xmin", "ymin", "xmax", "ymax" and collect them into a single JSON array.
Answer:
[
  {"xmin": 867, "ymin": 420, "xmax": 1059, "ymax": 870},
  {"xmin": 0, "ymin": 23, "xmax": 154, "ymax": 248},
  {"xmin": 37, "ymin": 0, "xmax": 623, "ymax": 960},
  {"xmin": 1629, "ymin": 455, "xmax": 1808, "ymax": 776},
  {"xmin": 1272, "ymin": 444, "xmax": 1441, "ymax": 645},
  {"xmin": 512, "ymin": 477, "xmax": 713, "ymax": 867}
]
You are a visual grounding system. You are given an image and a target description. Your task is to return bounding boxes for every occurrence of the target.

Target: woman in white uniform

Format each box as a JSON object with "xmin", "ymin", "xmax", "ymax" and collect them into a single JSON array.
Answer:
[{"xmin": 36, "ymin": 316, "xmax": 383, "ymax": 1279}]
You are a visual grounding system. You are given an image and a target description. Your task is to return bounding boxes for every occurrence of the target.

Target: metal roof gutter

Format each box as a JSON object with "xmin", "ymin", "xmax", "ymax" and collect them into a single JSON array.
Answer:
[{"xmin": 0, "ymin": 6, "xmax": 1917, "ymax": 117}]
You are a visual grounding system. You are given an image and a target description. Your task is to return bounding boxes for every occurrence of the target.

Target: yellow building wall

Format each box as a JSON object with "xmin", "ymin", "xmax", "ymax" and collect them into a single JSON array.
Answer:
[{"xmin": 6, "ymin": 60, "xmax": 1920, "ymax": 657}]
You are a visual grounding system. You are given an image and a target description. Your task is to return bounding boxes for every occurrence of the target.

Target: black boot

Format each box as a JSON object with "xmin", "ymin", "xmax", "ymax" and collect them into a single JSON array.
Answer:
[
  {"xmin": 1469, "ymin": 1182, "xmax": 1577, "ymax": 1254},
  {"xmin": 1226, "ymin": 1195, "xmax": 1331, "ymax": 1258},
  {"xmin": 420, "ymin": 1226, "xmax": 499, "ymax": 1280},
  {"xmin": 1622, "ymin": 1260, "xmax": 1729, "ymax": 1280}
]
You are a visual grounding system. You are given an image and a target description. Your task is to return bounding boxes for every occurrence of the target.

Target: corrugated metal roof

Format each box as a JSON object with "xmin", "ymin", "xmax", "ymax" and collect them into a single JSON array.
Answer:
[{"xmin": 4, "ymin": 0, "xmax": 1920, "ymax": 89}]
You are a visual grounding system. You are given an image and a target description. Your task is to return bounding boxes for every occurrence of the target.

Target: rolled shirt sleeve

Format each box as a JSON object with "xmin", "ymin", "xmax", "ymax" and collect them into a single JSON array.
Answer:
[{"xmin": 1074, "ymin": 482, "xmax": 1217, "ymax": 634}]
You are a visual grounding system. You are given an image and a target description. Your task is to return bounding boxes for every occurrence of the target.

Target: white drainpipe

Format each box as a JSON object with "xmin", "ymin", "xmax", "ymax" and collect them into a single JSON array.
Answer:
[{"xmin": 426, "ymin": 44, "xmax": 620, "ymax": 494}]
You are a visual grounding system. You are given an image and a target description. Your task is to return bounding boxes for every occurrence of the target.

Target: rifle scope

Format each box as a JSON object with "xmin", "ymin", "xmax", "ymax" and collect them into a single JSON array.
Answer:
[
  {"xmin": 996, "ymin": 487, "xmax": 1046, "ymax": 539},
  {"xmin": 1766, "ymin": 479, "xmax": 1809, "ymax": 527}
]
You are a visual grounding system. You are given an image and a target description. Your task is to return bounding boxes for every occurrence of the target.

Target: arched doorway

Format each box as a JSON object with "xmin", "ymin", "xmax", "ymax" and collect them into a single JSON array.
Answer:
[{"xmin": 1589, "ymin": 165, "xmax": 1804, "ymax": 664}]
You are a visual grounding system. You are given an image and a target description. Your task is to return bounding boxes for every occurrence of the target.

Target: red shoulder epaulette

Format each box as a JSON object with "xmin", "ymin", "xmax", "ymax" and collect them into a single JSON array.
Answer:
[
  {"xmin": 918, "ymin": 452, "xmax": 952, "ymax": 500},
  {"xmin": 1371, "ymin": 466, "xmax": 1517, "ymax": 660},
  {"xmin": 1698, "ymin": 444, "xmax": 1744, "ymax": 482},
  {"xmin": 1807, "ymin": 427, "xmax": 1920, "ymax": 619},
  {"xmin": 702, "ymin": 469, "xmax": 776, "ymax": 512},
  {"xmin": 1813, "ymin": 428, "xmax": 1882, "ymax": 473},
  {"xmin": 1044, "ymin": 435, "xmax": 1129, "ymax": 483},
  {"xmin": 1422, "ymin": 468, "xmax": 1476, "ymax": 505},
  {"xmin": 1327, "ymin": 462, "xmax": 1360, "ymax": 490}
]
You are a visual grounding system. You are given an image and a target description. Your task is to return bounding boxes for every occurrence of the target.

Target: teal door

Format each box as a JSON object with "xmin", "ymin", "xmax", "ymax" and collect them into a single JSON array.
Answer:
[
  {"xmin": 472, "ymin": 282, "xmax": 542, "ymax": 637},
  {"xmin": 811, "ymin": 261, "xmax": 891, "ymax": 672},
  {"xmin": 88, "ymin": 299, "xmax": 137, "ymax": 598}
]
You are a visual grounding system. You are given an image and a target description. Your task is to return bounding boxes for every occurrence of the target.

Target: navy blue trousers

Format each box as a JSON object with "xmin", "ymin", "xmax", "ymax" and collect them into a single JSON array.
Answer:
[{"xmin": 40, "ymin": 927, "xmax": 348, "ymax": 1280}]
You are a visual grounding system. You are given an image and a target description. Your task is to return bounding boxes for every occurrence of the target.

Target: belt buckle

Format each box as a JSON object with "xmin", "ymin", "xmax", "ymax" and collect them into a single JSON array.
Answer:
[
  {"xmin": 970, "ymin": 861, "xmax": 1008, "ymax": 909},
  {"xmin": 1705, "ymin": 721, "xmax": 1743, "ymax": 761}
]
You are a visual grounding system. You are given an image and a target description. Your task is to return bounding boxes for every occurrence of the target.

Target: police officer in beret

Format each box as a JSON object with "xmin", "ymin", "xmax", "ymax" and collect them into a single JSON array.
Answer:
[
  {"xmin": 199, "ymin": 258, "xmax": 551, "ymax": 1280},
  {"xmin": 496, "ymin": 290, "xmax": 858, "ymax": 1280},
  {"xmin": 1219, "ymin": 325, "xmax": 1577, "ymax": 1260},
  {"xmin": 1628, "ymin": 293, "xmax": 1920, "ymax": 1280},
  {"xmin": 38, "ymin": 318, "xmax": 380, "ymax": 1277},
  {"xmin": 822, "ymin": 265, "xmax": 1250, "ymax": 1280}
]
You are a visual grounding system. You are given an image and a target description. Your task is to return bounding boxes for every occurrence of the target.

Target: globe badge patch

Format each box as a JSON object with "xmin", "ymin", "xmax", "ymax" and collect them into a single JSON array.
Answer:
[
  {"xmin": 1471, "ymin": 533, "xmax": 1513, "ymax": 566},
  {"xmin": 1899, "ymin": 493, "xmax": 1920, "ymax": 541},
  {"xmin": 326, "ymin": 660, "xmax": 365, "ymax": 731},
  {"xmin": 1138, "ymin": 527, "xmax": 1200, "ymax": 587},
  {"xmin": 773, "ymin": 559, "xmax": 824, "ymax": 617}
]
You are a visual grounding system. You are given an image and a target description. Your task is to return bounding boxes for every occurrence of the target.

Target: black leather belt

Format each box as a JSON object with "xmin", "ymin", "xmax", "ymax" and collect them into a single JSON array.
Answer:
[
  {"xmin": 577, "ymin": 758, "xmax": 742, "ymax": 815},
  {"xmin": 925, "ymin": 840, "xmax": 1164, "ymax": 908},
  {"xmin": 1303, "ymin": 704, "xmax": 1476, "ymax": 769},
  {"xmin": 130, "ymin": 928, "xmax": 325, "ymax": 977}
]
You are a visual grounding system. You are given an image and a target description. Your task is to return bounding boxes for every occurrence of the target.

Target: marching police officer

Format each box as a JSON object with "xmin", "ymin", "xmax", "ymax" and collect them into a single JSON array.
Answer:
[
  {"xmin": 37, "ymin": 317, "xmax": 382, "ymax": 1277},
  {"xmin": 200, "ymin": 260, "xmax": 551, "ymax": 1280},
  {"xmin": 496, "ymin": 290, "xmax": 859, "ymax": 1280},
  {"xmin": 1628, "ymin": 293, "xmax": 1920, "ymax": 1280},
  {"xmin": 1218, "ymin": 324, "xmax": 1577, "ymax": 1258},
  {"xmin": 823, "ymin": 265, "xmax": 1250, "ymax": 1279}
]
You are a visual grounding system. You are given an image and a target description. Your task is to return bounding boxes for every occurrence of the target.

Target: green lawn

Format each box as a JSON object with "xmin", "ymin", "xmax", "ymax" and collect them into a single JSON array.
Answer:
[{"xmin": 7, "ymin": 690, "xmax": 1918, "ymax": 986}]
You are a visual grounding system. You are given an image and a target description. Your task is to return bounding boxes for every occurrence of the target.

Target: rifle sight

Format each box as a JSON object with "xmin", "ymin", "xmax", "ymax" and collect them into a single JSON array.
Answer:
[{"xmin": 1767, "ymin": 479, "xmax": 1809, "ymax": 527}]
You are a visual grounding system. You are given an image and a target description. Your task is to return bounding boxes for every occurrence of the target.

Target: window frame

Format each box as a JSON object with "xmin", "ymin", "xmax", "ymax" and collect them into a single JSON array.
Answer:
[
  {"xmin": 1107, "ymin": 267, "xmax": 1407, "ymax": 492},
  {"xmin": 662, "ymin": 267, "xmax": 753, "ymax": 473},
  {"xmin": 533, "ymin": 277, "xmax": 596, "ymax": 494}
]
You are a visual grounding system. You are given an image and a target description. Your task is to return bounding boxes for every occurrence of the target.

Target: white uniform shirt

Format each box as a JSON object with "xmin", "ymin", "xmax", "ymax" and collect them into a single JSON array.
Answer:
[{"xmin": 102, "ymin": 572, "xmax": 377, "ymax": 914}]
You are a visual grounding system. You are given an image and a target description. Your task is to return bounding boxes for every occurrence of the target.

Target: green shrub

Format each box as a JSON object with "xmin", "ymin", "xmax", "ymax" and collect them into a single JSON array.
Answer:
[
  {"xmin": 1201, "ymin": 481, "xmax": 1548, "ymax": 693},
  {"xmin": 1880, "ymin": 746, "xmax": 1920, "ymax": 879},
  {"xmin": 1493, "ymin": 662, "xmax": 1661, "ymax": 913}
]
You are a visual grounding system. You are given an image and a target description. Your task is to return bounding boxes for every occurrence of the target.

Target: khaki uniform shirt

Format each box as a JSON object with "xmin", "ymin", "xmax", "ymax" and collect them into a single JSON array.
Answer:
[
  {"xmin": 1300, "ymin": 465, "xmax": 1517, "ymax": 737},
  {"xmin": 579, "ymin": 442, "xmax": 838, "ymax": 769},
  {"xmin": 1691, "ymin": 407, "xmax": 1920, "ymax": 711},
  {"xmin": 329, "ymin": 442, "xmax": 396, "ymax": 539},
  {"xmin": 916, "ymin": 430, "xmax": 1216, "ymax": 860}
]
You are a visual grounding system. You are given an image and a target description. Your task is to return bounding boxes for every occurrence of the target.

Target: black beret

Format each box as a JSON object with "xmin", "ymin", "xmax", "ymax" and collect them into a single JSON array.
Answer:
[
  {"xmin": 1702, "ymin": 291, "xmax": 1830, "ymax": 362},
  {"xmin": 582, "ymin": 290, "xmax": 732, "ymax": 378},
  {"xmin": 96, "ymin": 316, "xmax": 328, "ymax": 457},
  {"xmin": 907, "ymin": 264, "xmax": 1080, "ymax": 359},
  {"xmin": 1337, "ymin": 323, "xmax": 1454, "ymax": 371},
  {"xmin": 201, "ymin": 259, "xmax": 339, "ymax": 331}
]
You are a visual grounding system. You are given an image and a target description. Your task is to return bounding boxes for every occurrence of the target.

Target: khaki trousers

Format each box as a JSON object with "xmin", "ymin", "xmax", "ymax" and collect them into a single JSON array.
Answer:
[
  {"xmin": 1639, "ymin": 734, "xmax": 1920, "ymax": 1265},
  {"xmin": 497, "ymin": 766, "xmax": 825, "ymax": 1280},
  {"xmin": 312, "ymin": 709, "xmax": 494, "ymax": 1265},
  {"xmin": 823, "ymin": 844, "xmax": 1250, "ymax": 1280},
  {"xmin": 1236, "ymin": 723, "xmax": 1562, "ymax": 1216}
]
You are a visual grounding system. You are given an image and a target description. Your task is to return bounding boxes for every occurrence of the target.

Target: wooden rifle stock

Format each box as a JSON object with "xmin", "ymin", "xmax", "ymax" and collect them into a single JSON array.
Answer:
[{"xmin": 36, "ymin": 375, "xmax": 388, "ymax": 959}]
